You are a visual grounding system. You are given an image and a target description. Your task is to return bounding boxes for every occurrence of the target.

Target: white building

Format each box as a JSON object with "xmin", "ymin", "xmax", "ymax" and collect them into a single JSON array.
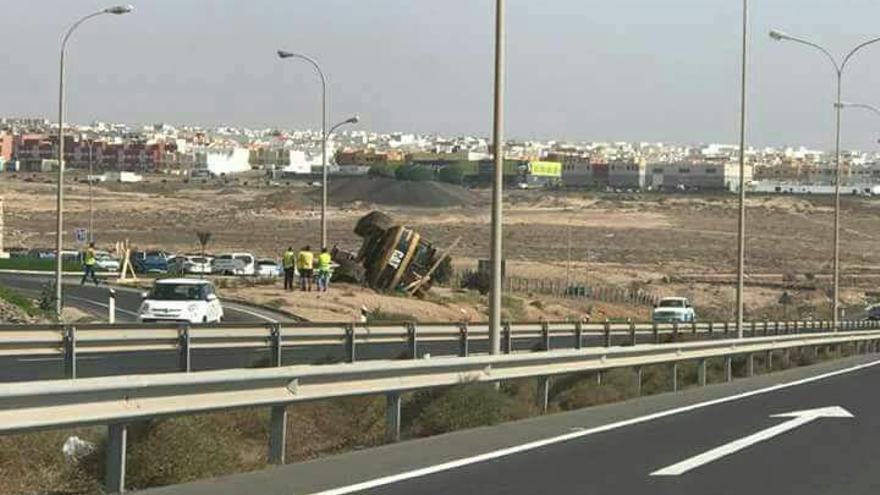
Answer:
[{"xmin": 192, "ymin": 147, "xmax": 251, "ymax": 175}]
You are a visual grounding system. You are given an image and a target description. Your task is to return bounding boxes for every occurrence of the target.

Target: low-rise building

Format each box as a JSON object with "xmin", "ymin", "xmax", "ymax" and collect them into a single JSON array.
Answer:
[
  {"xmin": 649, "ymin": 162, "xmax": 753, "ymax": 191},
  {"xmin": 608, "ymin": 159, "xmax": 646, "ymax": 189}
]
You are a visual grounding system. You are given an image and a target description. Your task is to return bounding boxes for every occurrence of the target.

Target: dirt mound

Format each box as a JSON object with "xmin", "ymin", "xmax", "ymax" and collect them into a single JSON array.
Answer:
[{"xmin": 325, "ymin": 177, "xmax": 484, "ymax": 208}]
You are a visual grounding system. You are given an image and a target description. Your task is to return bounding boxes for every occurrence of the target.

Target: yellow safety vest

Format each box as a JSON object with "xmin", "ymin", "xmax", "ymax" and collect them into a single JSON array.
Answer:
[
  {"xmin": 297, "ymin": 251, "xmax": 314, "ymax": 270},
  {"xmin": 84, "ymin": 248, "xmax": 97, "ymax": 266},
  {"xmin": 282, "ymin": 251, "xmax": 295, "ymax": 269},
  {"xmin": 317, "ymin": 252, "xmax": 332, "ymax": 271}
]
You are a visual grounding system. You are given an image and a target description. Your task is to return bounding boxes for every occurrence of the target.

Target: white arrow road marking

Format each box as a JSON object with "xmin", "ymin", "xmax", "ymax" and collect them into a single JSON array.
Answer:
[{"xmin": 651, "ymin": 406, "xmax": 854, "ymax": 477}]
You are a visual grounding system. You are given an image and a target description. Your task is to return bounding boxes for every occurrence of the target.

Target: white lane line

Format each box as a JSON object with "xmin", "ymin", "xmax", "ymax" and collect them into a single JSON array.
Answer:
[
  {"xmin": 650, "ymin": 406, "xmax": 854, "ymax": 476},
  {"xmin": 307, "ymin": 358, "xmax": 880, "ymax": 495},
  {"xmin": 223, "ymin": 302, "xmax": 278, "ymax": 323},
  {"xmin": 66, "ymin": 295, "xmax": 139, "ymax": 317}
]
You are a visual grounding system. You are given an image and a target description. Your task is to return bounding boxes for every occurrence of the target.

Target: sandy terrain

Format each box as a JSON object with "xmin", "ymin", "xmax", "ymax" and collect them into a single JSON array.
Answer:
[{"xmin": 3, "ymin": 173, "xmax": 879, "ymax": 320}]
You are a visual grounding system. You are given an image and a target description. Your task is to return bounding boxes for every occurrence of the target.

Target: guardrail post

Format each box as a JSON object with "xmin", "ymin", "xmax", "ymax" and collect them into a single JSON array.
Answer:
[
  {"xmin": 774, "ymin": 321, "xmax": 780, "ymax": 336},
  {"xmin": 596, "ymin": 370, "xmax": 603, "ymax": 385},
  {"xmin": 108, "ymin": 288, "xmax": 117, "ymax": 324},
  {"xmin": 574, "ymin": 321, "xmax": 583, "ymax": 350},
  {"xmin": 691, "ymin": 321, "xmax": 697, "ymax": 335},
  {"xmin": 270, "ymin": 323, "xmax": 282, "ymax": 367},
  {"xmin": 652, "ymin": 322, "xmax": 660, "ymax": 344},
  {"xmin": 458, "ymin": 323, "xmax": 469, "ymax": 357},
  {"xmin": 697, "ymin": 359, "xmax": 707, "ymax": 386},
  {"xmin": 629, "ymin": 319, "xmax": 637, "ymax": 346},
  {"xmin": 105, "ymin": 423, "xmax": 127, "ymax": 494},
  {"xmin": 766, "ymin": 350, "xmax": 773, "ymax": 372},
  {"xmin": 724, "ymin": 356, "xmax": 733, "ymax": 382},
  {"xmin": 503, "ymin": 323, "xmax": 512, "ymax": 354},
  {"xmin": 385, "ymin": 392, "xmax": 402, "ymax": 443},
  {"xmin": 672, "ymin": 362, "xmax": 679, "ymax": 392},
  {"xmin": 747, "ymin": 354, "xmax": 755, "ymax": 377},
  {"xmin": 672, "ymin": 321, "xmax": 679, "ymax": 342},
  {"xmin": 178, "ymin": 324, "xmax": 191, "ymax": 372},
  {"xmin": 407, "ymin": 323, "xmax": 418, "ymax": 359},
  {"xmin": 763, "ymin": 320, "xmax": 769, "ymax": 336},
  {"xmin": 345, "ymin": 324, "xmax": 356, "ymax": 363},
  {"xmin": 603, "ymin": 320, "xmax": 611, "ymax": 348},
  {"xmin": 269, "ymin": 405, "xmax": 287, "ymax": 464},
  {"xmin": 750, "ymin": 321, "xmax": 757, "ymax": 337},
  {"xmin": 63, "ymin": 325, "xmax": 76, "ymax": 379},
  {"xmin": 724, "ymin": 321, "xmax": 730, "ymax": 337},
  {"xmin": 793, "ymin": 321, "xmax": 799, "ymax": 335},
  {"xmin": 537, "ymin": 376, "xmax": 550, "ymax": 413},
  {"xmin": 541, "ymin": 321, "xmax": 550, "ymax": 352},
  {"xmin": 708, "ymin": 322, "xmax": 714, "ymax": 336},
  {"xmin": 634, "ymin": 366, "xmax": 643, "ymax": 396}
]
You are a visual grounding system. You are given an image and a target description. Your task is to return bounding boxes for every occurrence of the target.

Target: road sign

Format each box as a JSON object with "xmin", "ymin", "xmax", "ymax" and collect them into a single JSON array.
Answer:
[
  {"xmin": 651, "ymin": 406, "xmax": 854, "ymax": 476},
  {"xmin": 74, "ymin": 228, "xmax": 88, "ymax": 244}
]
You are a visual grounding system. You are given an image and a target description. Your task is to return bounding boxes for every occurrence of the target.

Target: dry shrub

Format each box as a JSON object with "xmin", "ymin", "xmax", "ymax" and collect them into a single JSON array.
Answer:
[
  {"xmin": 0, "ymin": 429, "xmax": 101, "ymax": 495},
  {"xmin": 285, "ymin": 397, "xmax": 385, "ymax": 460},
  {"xmin": 404, "ymin": 382, "xmax": 518, "ymax": 437}
]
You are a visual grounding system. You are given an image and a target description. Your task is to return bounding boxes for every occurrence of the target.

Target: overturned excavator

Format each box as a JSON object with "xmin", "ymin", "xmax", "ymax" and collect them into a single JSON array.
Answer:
[{"xmin": 332, "ymin": 211, "xmax": 455, "ymax": 296}]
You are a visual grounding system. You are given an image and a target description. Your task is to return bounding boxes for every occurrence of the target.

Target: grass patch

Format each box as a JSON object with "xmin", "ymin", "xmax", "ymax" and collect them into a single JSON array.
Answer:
[
  {"xmin": 0, "ymin": 285, "xmax": 47, "ymax": 319},
  {"xmin": 366, "ymin": 307, "xmax": 417, "ymax": 323},
  {"xmin": 0, "ymin": 257, "xmax": 85, "ymax": 272}
]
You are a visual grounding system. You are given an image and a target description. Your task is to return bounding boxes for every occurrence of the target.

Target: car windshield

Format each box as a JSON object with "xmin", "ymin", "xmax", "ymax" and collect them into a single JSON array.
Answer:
[
  {"xmin": 191, "ymin": 257, "xmax": 208, "ymax": 263},
  {"xmin": 658, "ymin": 300, "xmax": 686, "ymax": 308},
  {"xmin": 149, "ymin": 283, "xmax": 207, "ymax": 301},
  {"xmin": 217, "ymin": 255, "xmax": 233, "ymax": 260},
  {"xmin": 257, "ymin": 260, "xmax": 275, "ymax": 266},
  {"xmin": 145, "ymin": 251, "xmax": 164, "ymax": 259}
]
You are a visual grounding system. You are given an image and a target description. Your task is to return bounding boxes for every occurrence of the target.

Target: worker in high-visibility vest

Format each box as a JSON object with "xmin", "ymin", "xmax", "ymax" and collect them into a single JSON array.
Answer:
[
  {"xmin": 296, "ymin": 245, "xmax": 314, "ymax": 292},
  {"xmin": 81, "ymin": 242, "xmax": 99, "ymax": 286},
  {"xmin": 316, "ymin": 247, "xmax": 333, "ymax": 292},
  {"xmin": 282, "ymin": 246, "xmax": 296, "ymax": 291}
]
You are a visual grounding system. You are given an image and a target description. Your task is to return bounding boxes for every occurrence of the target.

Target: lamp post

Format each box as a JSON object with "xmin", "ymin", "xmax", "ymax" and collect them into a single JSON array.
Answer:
[
  {"xmin": 276, "ymin": 50, "xmax": 330, "ymax": 248},
  {"xmin": 54, "ymin": 5, "xmax": 133, "ymax": 318},
  {"xmin": 735, "ymin": 0, "xmax": 749, "ymax": 339},
  {"xmin": 769, "ymin": 29, "xmax": 880, "ymax": 330},
  {"xmin": 488, "ymin": 0, "xmax": 505, "ymax": 355},
  {"xmin": 87, "ymin": 139, "xmax": 94, "ymax": 243}
]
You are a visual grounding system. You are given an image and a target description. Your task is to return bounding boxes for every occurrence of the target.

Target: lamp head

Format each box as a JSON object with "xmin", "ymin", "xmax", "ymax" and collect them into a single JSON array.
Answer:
[
  {"xmin": 104, "ymin": 5, "xmax": 133, "ymax": 14},
  {"xmin": 277, "ymin": 50, "xmax": 294, "ymax": 59},
  {"xmin": 769, "ymin": 29, "xmax": 788, "ymax": 41},
  {"xmin": 346, "ymin": 115, "xmax": 360, "ymax": 125}
]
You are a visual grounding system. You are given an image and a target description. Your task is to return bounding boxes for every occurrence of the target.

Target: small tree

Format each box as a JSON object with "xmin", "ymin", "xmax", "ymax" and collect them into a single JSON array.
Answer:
[
  {"xmin": 438, "ymin": 164, "xmax": 465, "ymax": 185},
  {"xmin": 196, "ymin": 231, "xmax": 212, "ymax": 257}
]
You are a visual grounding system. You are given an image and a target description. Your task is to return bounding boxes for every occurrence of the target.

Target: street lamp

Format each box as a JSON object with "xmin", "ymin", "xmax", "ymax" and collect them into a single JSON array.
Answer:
[
  {"xmin": 735, "ymin": 0, "xmax": 749, "ymax": 339},
  {"xmin": 837, "ymin": 101, "xmax": 880, "ymax": 119},
  {"xmin": 54, "ymin": 5, "xmax": 133, "ymax": 318},
  {"xmin": 276, "ymin": 49, "xmax": 330, "ymax": 248},
  {"xmin": 488, "ymin": 0, "xmax": 505, "ymax": 354},
  {"xmin": 769, "ymin": 29, "xmax": 880, "ymax": 330}
]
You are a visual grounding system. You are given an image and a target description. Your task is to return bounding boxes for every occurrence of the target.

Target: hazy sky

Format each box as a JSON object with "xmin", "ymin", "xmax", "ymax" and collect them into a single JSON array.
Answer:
[{"xmin": 4, "ymin": 0, "xmax": 880, "ymax": 150}]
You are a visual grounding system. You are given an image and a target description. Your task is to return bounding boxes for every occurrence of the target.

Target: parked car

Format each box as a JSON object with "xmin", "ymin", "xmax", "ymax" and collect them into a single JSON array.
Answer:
[
  {"xmin": 866, "ymin": 305, "xmax": 880, "ymax": 321},
  {"xmin": 135, "ymin": 250, "xmax": 170, "ymax": 274},
  {"xmin": 652, "ymin": 297, "xmax": 696, "ymax": 323},
  {"xmin": 138, "ymin": 278, "xmax": 224, "ymax": 324},
  {"xmin": 93, "ymin": 251, "xmax": 120, "ymax": 272},
  {"xmin": 212, "ymin": 253, "xmax": 256, "ymax": 276},
  {"xmin": 255, "ymin": 259, "xmax": 283, "ymax": 278},
  {"xmin": 171, "ymin": 255, "xmax": 213, "ymax": 275}
]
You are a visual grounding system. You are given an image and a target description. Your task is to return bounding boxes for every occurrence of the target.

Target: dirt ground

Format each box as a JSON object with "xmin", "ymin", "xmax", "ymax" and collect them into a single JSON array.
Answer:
[{"xmin": 3, "ymin": 173, "xmax": 880, "ymax": 320}]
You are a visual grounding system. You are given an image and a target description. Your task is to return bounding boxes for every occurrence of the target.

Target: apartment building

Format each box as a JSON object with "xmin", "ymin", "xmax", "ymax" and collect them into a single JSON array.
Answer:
[
  {"xmin": 608, "ymin": 159, "xmax": 647, "ymax": 189},
  {"xmin": 649, "ymin": 162, "xmax": 753, "ymax": 191}
]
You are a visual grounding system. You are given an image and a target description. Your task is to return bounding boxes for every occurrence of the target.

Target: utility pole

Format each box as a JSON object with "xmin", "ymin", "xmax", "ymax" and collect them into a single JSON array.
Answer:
[{"xmin": 488, "ymin": 0, "xmax": 505, "ymax": 355}]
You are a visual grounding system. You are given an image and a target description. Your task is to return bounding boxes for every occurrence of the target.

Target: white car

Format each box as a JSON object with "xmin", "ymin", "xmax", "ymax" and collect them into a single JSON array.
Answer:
[
  {"xmin": 212, "ymin": 253, "xmax": 256, "ymax": 276},
  {"xmin": 94, "ymin": 251, "xmax": 120, "ymax": 272},
  {"xmin": 172, "ymin": 255, "xmax": 213, "ymax": 275},
  {"xmin": 256, "ymin": 259, "xmax": 283, "ymax": 278},
  {"xmin": 652, "ymin": 297, "xmax": 696, "ymax": 323},
  {"xmin": 139, "ymin": 279, "xmax": 224, "ymax": 324}
]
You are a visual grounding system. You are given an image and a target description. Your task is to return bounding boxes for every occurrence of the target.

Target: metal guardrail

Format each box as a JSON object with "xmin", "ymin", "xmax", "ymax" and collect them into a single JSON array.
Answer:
[
  {"xmin": 0, "ymin": 318, "xmax": 868, "ymax": 378},
  {"xmin": 2, "ymin": 326, "xmax": 880, "ymax": 493}
]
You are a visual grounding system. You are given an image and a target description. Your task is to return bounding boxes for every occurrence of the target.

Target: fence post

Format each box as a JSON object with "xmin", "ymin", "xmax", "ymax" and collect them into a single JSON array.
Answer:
[
  {"xmin": 574, "ymin": 321, "xmax": 583, "ymax": 350},
  {"xmin": 178, "ymin": 323, "xmax": 191, "ymax": 372},
  {"xmin": 63, "ymin": 325, "xmax": 77, "ymax": 379},
  {"xmin": 724, "ymin": 356, "xmax": 733, "ymax": 382},
  {"xmin": 269, "ymin": 405, "xmax": 287, "ymax": 464},
  {"xmin": 672, "ymin": 362, "xmax": 679, "ymax": 392},
  {"xmin": 541, "ymin": 321, "xmax": 550, "ymax": 352},
  {"xmin": 108, "ymin": 288, "xmax": 117, "ymax": 324},
  {"xmin": 345, "ymin": 324, "xmax": 356, "ymax": 363},
  {"xmin": 105, "ymin": 423, "xmax": 128, "ymax": 494},
  {"xmin": 629, "ymin": 319, "xmax": 637, "ymax": 346},
  {"xmin": 603, "ymin": 320, "xmax": 611, "ymax": 348},
  {"xmin": 537, "ymin": 376, "xmax": 550, "ymax": 413},
  {"xmin": 503, "ymin": 323, "xmax": 512, "ymax": 354},
  {"xmin": 458, "ymin": 323, "xmax": 469, "ymax": 357},
  {"xmin": 385, "ymin": 392, "xmax": 402, "ymax": 443},
  {"xmin": 407, "ymin": 322, "xmax": 418, "ymax": 359},
  {"xmin": 634, "ymin": 366, "xmax": 643, "ymax": 396},
  {"xmin": 652, "ymin": 322, "xmax": 660, "ymax": 344},
  {"xmin": 270, "ymin": 323, "xmax": 282, "ymax": 367},
  {"xmin": 698, "ymin": 358, "xmax": 707, "ymax": 386}
]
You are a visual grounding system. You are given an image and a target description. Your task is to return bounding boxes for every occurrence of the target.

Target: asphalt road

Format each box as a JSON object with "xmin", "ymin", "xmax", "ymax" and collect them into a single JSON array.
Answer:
[{"xmin": 142, "ymin": 354, "xmax": 880, "ymax": 495}]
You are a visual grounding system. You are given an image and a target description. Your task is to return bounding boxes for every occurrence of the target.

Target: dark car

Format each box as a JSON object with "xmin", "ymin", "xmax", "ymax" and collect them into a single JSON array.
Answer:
[
  {"xmin": 133, "ymin": 250, "xmax": 170, "ymax": 274},
  {"xmin": 866, "ymin": 306, "xmax": 880, "ymax": 321}
]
